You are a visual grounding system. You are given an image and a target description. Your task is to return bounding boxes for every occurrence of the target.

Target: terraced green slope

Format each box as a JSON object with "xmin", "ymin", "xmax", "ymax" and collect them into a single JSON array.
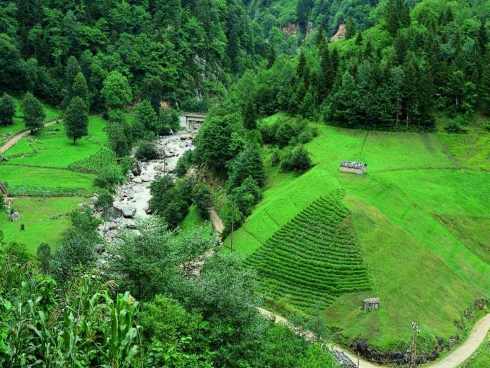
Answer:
[{"xmin": 246, "ymin": 193, "xmax": 370, "ymax": 314}]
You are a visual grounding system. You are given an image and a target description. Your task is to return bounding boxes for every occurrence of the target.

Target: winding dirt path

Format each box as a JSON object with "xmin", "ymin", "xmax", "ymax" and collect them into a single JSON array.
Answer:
[
  {"xmin": 0, "ymin": 120, "xmax": 60, "ymax": 155},
  {"xmin": 430, "ymin": 314, "xmax": 490, "ymax": 368},
  {"xmin": 258, "ymin": 307, "xmax": 490, "ymax": 368},
  {"xmin": 209, "ymin": 207, "xmax": 224, "ymax": 235}
]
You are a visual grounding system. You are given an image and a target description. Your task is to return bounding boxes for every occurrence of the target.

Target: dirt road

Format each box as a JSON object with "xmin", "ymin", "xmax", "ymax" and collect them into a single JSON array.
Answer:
[
  {"xmin": 209, "ymin": 207, "xmax": 224, "ymax": 234},
  {"xmin": 430, "ymin": 314, "xmax": 490, "ymax": 368},
  {"xmin": 258, "ymin": 307, "xmax": 490, "ymax": 368},
  {"xmin": 0, "ymin": 120, "xmax": 60, "ymax": 155}
]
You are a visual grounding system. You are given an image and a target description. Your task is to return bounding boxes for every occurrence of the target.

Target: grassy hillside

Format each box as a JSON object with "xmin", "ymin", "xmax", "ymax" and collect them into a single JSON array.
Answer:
[
  {"xmin": 0, "ymin": 107, "xmax": 110, "ymax": 253},
  {"xmin": 225, "ymin": 114, "xmax": 490, "ymax": 352}
]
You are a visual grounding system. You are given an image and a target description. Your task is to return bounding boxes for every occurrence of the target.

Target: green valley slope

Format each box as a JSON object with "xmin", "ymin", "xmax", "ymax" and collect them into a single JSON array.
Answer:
[{"xmin": 225, "ymin": 114, "xmax": 490, "ymax": 353}]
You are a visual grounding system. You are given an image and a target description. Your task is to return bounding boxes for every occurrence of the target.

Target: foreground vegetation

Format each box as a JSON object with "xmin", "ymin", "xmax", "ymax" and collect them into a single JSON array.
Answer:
[{"xmin": 0, "ymin": 214, "xmax": 338, "ymax": 367}]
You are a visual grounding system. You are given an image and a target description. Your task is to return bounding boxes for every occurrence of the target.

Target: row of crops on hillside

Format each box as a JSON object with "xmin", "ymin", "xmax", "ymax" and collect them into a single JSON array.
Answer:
[{"xmin": 245, "ymin": 192, "xmax": 371, "ymax": 314}]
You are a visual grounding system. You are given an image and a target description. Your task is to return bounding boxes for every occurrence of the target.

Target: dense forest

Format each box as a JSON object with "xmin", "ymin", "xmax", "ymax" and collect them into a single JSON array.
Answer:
[
  {"xmin": 0, "ymin": 0, "xmax": 273, "ymax": 112},
  {"xmin": 234, "ymin": 0, "xmax": 490, "ymax": 130}
]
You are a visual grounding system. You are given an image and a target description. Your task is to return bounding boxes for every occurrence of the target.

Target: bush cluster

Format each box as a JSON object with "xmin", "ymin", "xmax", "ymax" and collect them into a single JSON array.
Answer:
[
  {"xmin": 259, "ymin": 118, "xmax": 317, "ymax": 147},
  {"xmin": 94, "ymin": 164, "xmax": 123, "ymax": 192},
  {"xmin": 280, "ymin": 145, "xmax": 312, "ymax": 172},
  {"xmin": 150, "ymin": 176, "xmax": 214, "ymax": 228},
  {"xmin": 135, "ymin": 141, "xmax": 159, "ymax": 161}
]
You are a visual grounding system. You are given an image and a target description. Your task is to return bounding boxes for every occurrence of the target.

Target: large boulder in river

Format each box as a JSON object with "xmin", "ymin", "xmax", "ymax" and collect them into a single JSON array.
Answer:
[
  {"xmin": 122, "ymin": 206, "xmax": 137, "ymax": 218},
  {"xmin": 132, "ymin": 161, "xmax": 142, "ymax": 176}
]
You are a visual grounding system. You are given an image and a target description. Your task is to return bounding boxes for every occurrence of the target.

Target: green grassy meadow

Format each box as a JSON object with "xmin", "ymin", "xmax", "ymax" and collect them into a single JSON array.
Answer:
[
  {"xmin": 1, "ymin": 106, "xmax": 109, "ymax": 253},
  {"xmin": 225, "ymin": 114, "xmax": 490, "ymax": 352},
  {"xmin": 0, "ymin": 197, "xmax": 85, "ymax": 250}
]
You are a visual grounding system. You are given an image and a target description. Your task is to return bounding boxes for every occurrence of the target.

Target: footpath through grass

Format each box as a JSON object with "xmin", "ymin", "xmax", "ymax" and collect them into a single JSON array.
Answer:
[
  {"xmin": 225, "ymin": 114, "xmax": 490, "ymax": 353},
  {"xmin": 0, "ymin": 99, "xmax": 60, "ymax": 146},
  {"xmin": 1, "ymin": 105, "xmax": 109, "ymax": 253}
]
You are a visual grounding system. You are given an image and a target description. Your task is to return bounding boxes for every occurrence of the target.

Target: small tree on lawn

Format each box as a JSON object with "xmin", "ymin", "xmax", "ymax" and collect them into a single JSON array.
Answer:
[
  {"xmin": 22, "ymin": 92, "xmax": 45, "ymax": 134},
  {"xmin": 65, "ymin": 97, "xmax": 88, "ymax": 144},
  {"xmin": 0, "ymin": 94, "xmax": 15, "ymax": 126}
]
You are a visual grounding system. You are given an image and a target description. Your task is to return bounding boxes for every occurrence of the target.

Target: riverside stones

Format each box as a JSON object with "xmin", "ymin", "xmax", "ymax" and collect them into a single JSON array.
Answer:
[
  {"xmin": 98, "ymin": 131, "xmax": 196, "ymax": 242},
  {"xmin": 122, "ymin": 206, "xmax": 136, "ymax": 218}
]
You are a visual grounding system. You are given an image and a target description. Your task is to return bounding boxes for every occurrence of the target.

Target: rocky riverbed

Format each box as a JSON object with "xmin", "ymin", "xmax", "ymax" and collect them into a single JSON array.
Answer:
[{"xmin": 97, "ymin": 130, "xmax": 196, "ymax": 242}]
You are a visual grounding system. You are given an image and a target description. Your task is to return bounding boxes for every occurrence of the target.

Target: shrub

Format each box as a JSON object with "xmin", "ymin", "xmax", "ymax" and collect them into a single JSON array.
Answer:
[
  {"xmin": 94, "ymin": 164, "xmax": 123, "ymax": 191},
  {"xmin": 135, "ymin": 141, "xmax": 159, "ymax": 161},
  {"xmin": 270, "ymin": 149, "xmax": 281, "ymax": 166},
  {"xmin": 280, "ymin": 145, "xmax": 312, "ymax": 172},
  {"xmin": 50, "ymin": 209, "xmax": 100, "ymax": 281},
  {"xmin": 95, "ymin": 189, "xmax": 114, "ymax": 215},
  {"xmin": 259, "ymin": 123, "xmax": 279, "ymax": 144},
  {"xmin": 107, "ymin": 110, "xmax": 134, "ymax": 157},
  {"xmin": 36, "ymin": 243, "xmax": 51, "ymax": 274},
  {"xmin": 227, "ymin": 145, "xmax": 266, "ymax": 189},
  {"xmin": 230, "ymin": 176, "xmax": 262, "ymax": 217},
  {"xmin": 275, "ymin": 121, "xmax": 296, "ymax": 147},
  {"xmin": 156, "ymin": 108, "xmax": 180, "ymax": 135},
  {"xmin": 445, "ymin": 116, "xmax": 468, "ymax": 134},
  {"xmin": 150, "ymin": 176, "xmax": 193, "ymax": 228},
  {"xmin": 193, "ymin": 183, "xmax": 212, "ymax": 219},
  {"xmin": 0, "ymin": 93, "xmax": 15, "ymax": 126},
  {"xmin": 175, "ymin": 150, "xmax": 193, "ymax": 177},
  {"xmin": 295, "ymin": 126, "xmax": 318, "ymax": 144}
]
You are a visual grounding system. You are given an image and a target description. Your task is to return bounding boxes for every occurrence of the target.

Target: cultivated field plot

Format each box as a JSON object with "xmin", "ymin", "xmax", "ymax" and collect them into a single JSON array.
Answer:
[
  {"xmin": 245, "ymin": 193, "xmax": 370, "ymax": 314},
  {"xmin": 227, "ymin": 114, "xmax": 490, "ymax": 352},
  {"xmin": 0, "ymin": 197, "xmax": 85, "ymax": 251},
  {"xmin": 0, "ymin": 112, "xmax": 109, "ymax": 253}
]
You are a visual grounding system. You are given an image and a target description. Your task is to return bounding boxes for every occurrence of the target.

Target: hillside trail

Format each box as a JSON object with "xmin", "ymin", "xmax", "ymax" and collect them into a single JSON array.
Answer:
[
  {"xmin": 209, "ymin": 207, "xmax": 224, "ymax": 234},
  {"xmin": 0, "ymin": 120, "xmax": 60, "ymax": 155},
  {"xmin": 258, "ymin": 308, "xmax": 490, "ymax": 368}
]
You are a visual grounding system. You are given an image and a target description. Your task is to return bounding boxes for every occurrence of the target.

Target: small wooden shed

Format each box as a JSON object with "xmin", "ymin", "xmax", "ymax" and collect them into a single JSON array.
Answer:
[
  {"xmin": 363, "ymin": 297, "xmax": 380, "ymax": 312},
  {"xmin": 340, "ymin": 161, "xmax": 367, "ymax": 175}
]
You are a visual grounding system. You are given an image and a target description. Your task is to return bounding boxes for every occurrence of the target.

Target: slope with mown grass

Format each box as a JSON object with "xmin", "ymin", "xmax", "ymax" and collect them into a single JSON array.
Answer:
[{"xmin": 225, "ymin": 114, "xmax": 490, "ymax": 353}]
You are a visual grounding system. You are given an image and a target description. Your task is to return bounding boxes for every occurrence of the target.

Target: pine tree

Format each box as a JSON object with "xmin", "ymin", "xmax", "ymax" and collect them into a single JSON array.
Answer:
[
  {"xmin": 71, "ymin": 72, "xmax": 90, "ymax": 109},
  {"xmin": 65, "ymin": 97, "xmax": 89, "ymax": 144},
  {"xmin": 480, "ymin": 54, "xmax": 490, "ymax": 115},
  {"xmin": 296, "ymin": 50, "xmax": 307, "ymax": 80},
  {"xmin": 317, "ymin": 47, "xmax": 333, "ymax": 102},
  {"xmin": 242, "ymin": 100, "xmax": 257, "ymax": 130},
  {"xmin": 296, "ymin": 0, "xmax": 313, "ymax": 35},
  {"xmin": 328, "ymin": 71, "xmax": 360, "ymax": 127},
  {"xmin": 386, "ymin": 0, "xmax": 410, "ymax": 36},
  {"xmin": 22, "ymin": 92, "xmax": 45, "ymax": 134},
  {"xmin": 228, "ymin": 145, "xmax": 265, "ymax": 189},
  {"xmin": 0, "ymin": 94, "xmax": 15, "ymax": 126},
  {"xmin": 316, "ymin": 26, "xmax": 326, "ymax": 49},
  {"xmin": 345, "ymin": 17, "xmax": 356, "ymax": 39},
  {"xmin": 65, "ymin": 56, "xmax": 81, "ymax": 91}
]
